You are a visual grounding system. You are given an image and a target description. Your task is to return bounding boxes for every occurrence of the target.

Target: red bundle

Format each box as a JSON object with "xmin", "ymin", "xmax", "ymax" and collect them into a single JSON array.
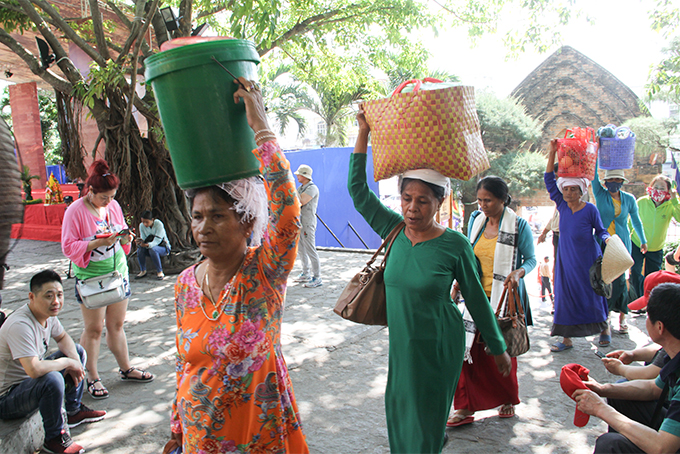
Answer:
[{"xmin": 557, "ymin": 127, "xmax": 598, "ymax": 181}]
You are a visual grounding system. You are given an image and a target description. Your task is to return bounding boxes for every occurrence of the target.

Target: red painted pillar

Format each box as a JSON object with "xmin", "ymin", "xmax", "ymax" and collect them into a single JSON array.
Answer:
[{"xmin": 9, "ymin": 82, "xmax": 47, "ymax": 190}]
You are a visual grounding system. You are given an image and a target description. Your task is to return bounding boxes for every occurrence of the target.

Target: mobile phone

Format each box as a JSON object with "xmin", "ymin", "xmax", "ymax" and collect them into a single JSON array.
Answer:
[
  {"xmin": 117, "ymin": 229, "xmax": 130, "ymax": 236},
  {"xmin": 594, "ymin": 350, "xmax": 606, "ymax": 359}
]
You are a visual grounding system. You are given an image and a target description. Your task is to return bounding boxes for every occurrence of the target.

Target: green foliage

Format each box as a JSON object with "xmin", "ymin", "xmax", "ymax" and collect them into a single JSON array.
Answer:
[
  {"xmin": 646, "ymin": 1, "xmax": 680, "ymax": 101},
  {"xmin": 264, "ymin": 48, "xmax": 379, "ymax": 146},
  {"xmin": 260, "ymin": 63, "xmax": 308, "ymax": 137},
  {"xmin": 20, "ymin": 165, "xmax": 40, "ymax": 200},
  {"xmin": 70, "ymin": 19, "xmax": 118, "ymax": 43},
  {"xmin": 649, "ymin": 0, "xmax": 680, "ymax": 37},
  {"xmin": 0, "ymin": 0, "xmax": 33, "ymax": 33},
  {"xmin": 622, "ymin": 116, "xmax": 679, "ymax": 157},
  {"xmin": 451, "ymin": 91, "xmax": 546, "ymax": 204},
  {"xmin": 0, "ymin": 87, "xmax": 10, "ymax": 126},
  {"xmin": 375, "ymin": 42, "xmax": 461, "ymax": 93},
  {"xmin": 37, "ymin": 89, "xmax": 62, "ymax": 165},
  {"xmin": 476, "ymin": 90, "xmax": 543, "ymax": 153},
  {"xmin": 647, "ymin": 36, "xmax": 680, "ymax": 102},
  {"xmin": 434, "ymin": 0, "xmax": 590, "ymax": 57},
  {"xmin": 504, "ymin": 151, "xmax": 549, "ymax": 198},
  {"xmin": 73, "ymin": 60, "xmax": 126, "ymax": 110}
]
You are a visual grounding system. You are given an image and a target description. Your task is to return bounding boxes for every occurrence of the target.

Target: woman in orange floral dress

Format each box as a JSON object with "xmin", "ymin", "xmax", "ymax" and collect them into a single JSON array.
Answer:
[{"xmin": 165, "ymin": 78, "xmax": 309, "ymax": 454}]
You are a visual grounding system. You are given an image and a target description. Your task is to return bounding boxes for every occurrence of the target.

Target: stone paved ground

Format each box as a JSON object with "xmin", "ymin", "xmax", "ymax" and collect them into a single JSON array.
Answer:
[{"xmin": 0, "ymin": 239, "xmax": 652, "ymax": 453}]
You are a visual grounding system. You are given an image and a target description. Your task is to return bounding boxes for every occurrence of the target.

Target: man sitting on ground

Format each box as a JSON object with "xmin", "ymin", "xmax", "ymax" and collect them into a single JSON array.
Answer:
[
  {"xmin": 0, "ymin": 270, "xmax": 105, "ymax": 454},
  {"xmin": 573, "ymin": 282, "xmax": 680, "ymax": 454}
]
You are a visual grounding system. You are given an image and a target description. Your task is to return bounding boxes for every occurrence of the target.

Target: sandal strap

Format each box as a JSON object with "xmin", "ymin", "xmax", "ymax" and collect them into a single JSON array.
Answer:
[
  {"xmin": 87, "ymin": 380, "xmax": 107, "ymax": 395},
  {"xmin": 120, "ymin": 366, "xmax": 151, "ymax": 379}
]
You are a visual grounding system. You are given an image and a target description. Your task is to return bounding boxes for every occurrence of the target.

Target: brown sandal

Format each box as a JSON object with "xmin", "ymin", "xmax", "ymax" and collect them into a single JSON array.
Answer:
[{"xmin": 119, "ymin": 367, "xmax": 154, "ymax": 383}]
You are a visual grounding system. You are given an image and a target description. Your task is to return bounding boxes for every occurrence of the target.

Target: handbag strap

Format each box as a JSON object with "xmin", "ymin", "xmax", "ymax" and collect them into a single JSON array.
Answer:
[
  {"xmin": 366, "ymin": 222, "xmax": 405, "ymax": 268},
  {"xmin": 495, "ymin": 285, "xmax": 525, "ymax": 319}
]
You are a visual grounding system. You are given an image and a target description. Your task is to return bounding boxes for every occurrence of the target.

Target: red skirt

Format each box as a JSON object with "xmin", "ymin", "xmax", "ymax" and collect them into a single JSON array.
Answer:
[{"xmin": 454, "ymin": 340, "xmax": 519, "ymax": 411}]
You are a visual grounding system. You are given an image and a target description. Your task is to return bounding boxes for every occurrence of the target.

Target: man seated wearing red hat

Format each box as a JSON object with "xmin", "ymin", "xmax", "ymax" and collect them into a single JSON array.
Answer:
[{"xmin": 573, "ymin": 282, "xmax": 680, "ymax": 453}]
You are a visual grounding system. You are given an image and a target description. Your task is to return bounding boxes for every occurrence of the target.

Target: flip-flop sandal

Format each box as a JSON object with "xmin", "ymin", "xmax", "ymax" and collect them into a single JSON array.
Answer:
[
  {"xmin": 119, "ymin": 367, "xmax": 154, "ymax": 383},
  {"xmin": 87, "ymin": 379, "xmax": 109, "ymax": 400},
  {"xmin": 550, "ymin": 342, "xmax": 573, "ymax": 352},
  {"xmin": 599, "ymin": 334, "xmax": 611, "ymax": 346},
  {"xmin": 446, "ymin": 414, "xmax": 474, "ymax": 427},
  {"xmin": 498, "ymin": 404, "xmax": 515, "ymax": 418},
  {"xmin": 618, "ymin": 324, "xmax": 629, "ymax": 334}
]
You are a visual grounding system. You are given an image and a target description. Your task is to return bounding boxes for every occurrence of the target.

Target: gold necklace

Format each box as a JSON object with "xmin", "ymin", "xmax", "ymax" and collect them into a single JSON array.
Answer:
[{"xmin": 199, "ymin": 254, "xmax": 246, "ymax": 321}]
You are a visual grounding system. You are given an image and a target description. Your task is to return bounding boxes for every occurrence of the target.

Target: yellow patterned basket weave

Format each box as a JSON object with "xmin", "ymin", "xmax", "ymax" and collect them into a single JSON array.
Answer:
[{"xmin": 363, "ymin": 79, "xmax": 489, "ymax": 181}]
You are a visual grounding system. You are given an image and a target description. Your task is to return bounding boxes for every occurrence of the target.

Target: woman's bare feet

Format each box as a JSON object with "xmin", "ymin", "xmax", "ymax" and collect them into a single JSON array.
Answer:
[
  {"xmin": 499, "ymin": 403, "xmax": 515, "ymax": 418},
  {"xmin": 447, "ymin": 409, "xmax": 475, "ymax": 427}
]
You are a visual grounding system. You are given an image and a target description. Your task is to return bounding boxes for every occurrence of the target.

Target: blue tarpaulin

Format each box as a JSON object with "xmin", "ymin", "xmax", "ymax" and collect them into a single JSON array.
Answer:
[
  {"xmin": 46, "ymin": 164, "xmax": 67, "ymax": 184},
  {"xmin": 285, "ymin": 147, "xmax": 384, "ymax": 249}
]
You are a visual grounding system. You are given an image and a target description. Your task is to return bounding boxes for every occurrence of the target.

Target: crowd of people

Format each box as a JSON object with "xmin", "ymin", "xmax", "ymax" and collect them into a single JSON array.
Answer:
[{"xmin": 0, "ymin": 80, "xmax": 678, "ymax": 454}]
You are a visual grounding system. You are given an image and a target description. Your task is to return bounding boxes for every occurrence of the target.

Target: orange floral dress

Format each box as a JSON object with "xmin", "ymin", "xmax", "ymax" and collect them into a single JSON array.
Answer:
[{"xmin": 172, "ymin": 141, "xmax": 309, "ymax": 454}]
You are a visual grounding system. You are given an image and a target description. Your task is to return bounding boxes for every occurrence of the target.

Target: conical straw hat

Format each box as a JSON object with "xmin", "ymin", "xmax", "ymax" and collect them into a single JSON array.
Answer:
[{"xmin": 601, "ymin": 234, "xmax": 634, "ymax": 284}]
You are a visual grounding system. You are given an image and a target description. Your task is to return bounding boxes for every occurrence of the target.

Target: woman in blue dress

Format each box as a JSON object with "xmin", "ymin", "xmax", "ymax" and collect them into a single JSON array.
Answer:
[{"xmin": 545, "ymin": 140, "xmax": 611, "ymax": 352}]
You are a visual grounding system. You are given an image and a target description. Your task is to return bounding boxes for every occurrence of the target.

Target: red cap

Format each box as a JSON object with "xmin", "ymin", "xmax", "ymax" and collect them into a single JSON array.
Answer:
[
  {"xmin": 628, "ymin": 270, "xmax": 680, "ymax": 311},
  {"xmin": 560, "ymin": 363, "xmax": 591, "ymax": 427}
]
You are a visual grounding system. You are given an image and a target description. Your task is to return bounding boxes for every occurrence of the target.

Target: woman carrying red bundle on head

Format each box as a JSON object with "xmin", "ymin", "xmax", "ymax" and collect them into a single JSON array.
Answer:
[{"xmin": 544, "ymin": 140, "xmax": 611, "ymax": 353}]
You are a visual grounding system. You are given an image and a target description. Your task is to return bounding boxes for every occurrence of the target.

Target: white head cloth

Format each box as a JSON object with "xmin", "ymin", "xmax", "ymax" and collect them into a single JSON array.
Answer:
[
  {"xmin": 403, "ymin": 168, "xmax": 451, "ymax": 197},
  {"xmin": 187, "ymin": 176, "xmax": 268, "ymax": 247},
  {"xmin": 557, "ymin": 177, "xmax": 590, "ymax": 196}
]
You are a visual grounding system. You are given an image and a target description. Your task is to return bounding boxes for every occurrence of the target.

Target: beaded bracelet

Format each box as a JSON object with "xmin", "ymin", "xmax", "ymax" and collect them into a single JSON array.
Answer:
[
  {"xmin": 254, "ymin": 129, "xmax": 275, "ymax": 141},
  {"xmin": 256, "ymin": 134, "xmax": 277, "ymax": 146}
]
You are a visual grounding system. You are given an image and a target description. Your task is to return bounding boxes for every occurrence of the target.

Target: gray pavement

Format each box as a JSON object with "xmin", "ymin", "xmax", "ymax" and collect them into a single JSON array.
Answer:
[{"xmin": 0, "ymin": 239, "xmax": 653, "ymax": 453}]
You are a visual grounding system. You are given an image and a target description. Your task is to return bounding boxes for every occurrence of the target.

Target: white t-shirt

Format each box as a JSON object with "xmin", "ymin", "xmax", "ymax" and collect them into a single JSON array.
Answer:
[{"xmin": 0, "ymin": 304, "xmax": 64, "ymax": 395}]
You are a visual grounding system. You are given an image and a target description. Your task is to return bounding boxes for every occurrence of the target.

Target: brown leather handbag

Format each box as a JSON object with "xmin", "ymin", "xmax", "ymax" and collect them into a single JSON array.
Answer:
[
  {"xmin": 494, "ymin": 285, "xmax": 530, "ymax": 357},
  {"xmin": 333, "ymin": 222, "xmax": 404, "ymax": 326}
]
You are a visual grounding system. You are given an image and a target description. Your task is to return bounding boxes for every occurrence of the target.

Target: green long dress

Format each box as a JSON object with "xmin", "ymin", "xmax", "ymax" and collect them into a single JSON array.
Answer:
[{"xmin": 348, "ymin": 154, "xmax": 507, "ymax": 453}]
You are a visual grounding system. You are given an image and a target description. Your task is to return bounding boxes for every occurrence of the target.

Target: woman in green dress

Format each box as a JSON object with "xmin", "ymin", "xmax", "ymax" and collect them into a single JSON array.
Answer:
[{"xmin": 348, "ymin": 109, "xmax": 511, "ymax": 453}]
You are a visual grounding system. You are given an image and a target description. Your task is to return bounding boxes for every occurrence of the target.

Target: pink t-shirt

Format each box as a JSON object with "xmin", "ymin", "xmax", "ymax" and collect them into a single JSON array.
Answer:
[{"xmin": 61, "ymin": 197, "xmax": 130, "ymax": 274}]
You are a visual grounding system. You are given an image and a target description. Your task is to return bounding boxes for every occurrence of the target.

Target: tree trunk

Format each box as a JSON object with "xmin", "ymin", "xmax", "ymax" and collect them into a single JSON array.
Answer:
[{"xmin": 76, "ymin": 86, "xmax": 194, "ymax": 254}]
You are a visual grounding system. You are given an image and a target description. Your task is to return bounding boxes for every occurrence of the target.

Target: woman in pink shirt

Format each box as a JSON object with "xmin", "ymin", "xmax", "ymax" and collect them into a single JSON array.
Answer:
[{"xmin": 61, "ymin": 160, "xmax": 153, "ymax": 399}]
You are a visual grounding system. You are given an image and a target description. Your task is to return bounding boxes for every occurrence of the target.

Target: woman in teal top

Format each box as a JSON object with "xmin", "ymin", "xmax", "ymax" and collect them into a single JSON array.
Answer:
[
  {"xmin": 135, "ymin": 210, "xmax": 171, "ymax": 280},
  {"xmin": 591, "ymin": 165, "xmax": 646, "ymax": 337},
  {"xmin": 348, "ymin": 110, "xmax": 511, "ymax": 453}
]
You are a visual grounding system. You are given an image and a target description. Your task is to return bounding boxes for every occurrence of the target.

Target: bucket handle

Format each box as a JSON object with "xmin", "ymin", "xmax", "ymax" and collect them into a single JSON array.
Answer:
[{"xmin": 210, "ymin": 56, "xmax": 248, "ymax": 91}]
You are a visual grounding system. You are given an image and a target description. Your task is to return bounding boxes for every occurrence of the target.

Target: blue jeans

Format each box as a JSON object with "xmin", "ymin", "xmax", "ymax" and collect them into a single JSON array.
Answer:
[
  {"xmin": 137, "ymin": 245, "xmax": 169, "ymax": 273},
  {"xmin": 0, "ymin": 344, "xmax": 86, "ymax": 439}
]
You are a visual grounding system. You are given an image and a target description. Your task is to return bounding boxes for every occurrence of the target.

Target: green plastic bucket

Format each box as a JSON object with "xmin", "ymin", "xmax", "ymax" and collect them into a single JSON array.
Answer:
[{"xmin": 145, "ymin": 39, "xmax": 261, "ymax": 189}]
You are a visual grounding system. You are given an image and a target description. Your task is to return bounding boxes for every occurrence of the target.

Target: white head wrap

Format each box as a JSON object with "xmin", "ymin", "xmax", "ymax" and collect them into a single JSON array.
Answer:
[
  {"xmin": 186, "ymin": 175, "xmax": 268, "ymax": 247},
  {"xmin": 557, "ymin": 177, "xmax": 590, "ymax": 196},
  {"xmin": 402, "ymin": 168, "xmax": 451, "ymax": 197}
]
